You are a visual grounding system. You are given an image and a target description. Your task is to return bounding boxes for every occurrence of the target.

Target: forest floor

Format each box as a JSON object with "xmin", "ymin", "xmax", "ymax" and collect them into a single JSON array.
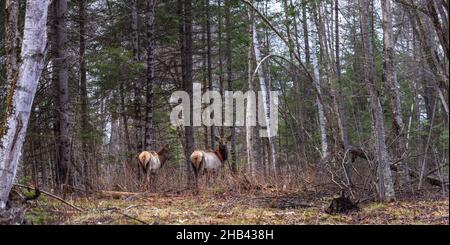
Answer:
[{"xmin": 24, "ymin": 186, "xmax": 449, "ymax": 225}]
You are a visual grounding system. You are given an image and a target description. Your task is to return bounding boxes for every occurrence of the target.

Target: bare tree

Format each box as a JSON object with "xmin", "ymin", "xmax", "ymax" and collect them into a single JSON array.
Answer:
[
  {"xmin": 310, "ymin": 12, "xmax": 329, "ymax": 161},
  {"xmin": 4, "ymin": 0, "xmax": 19, "ymax": 91},
  {"xmin": 251, "ymin": 6, "xmax": 277, "ymax": 174},
  {"xmin": 52, "ymin": 0, "xmax": 72, "ymax": 189},
  {"xmin": 246, "ymin": 4, "xmax": 257, "ymax": 176},
  {"xmin": 144, "ymin": 0, "xmax": 156, "ymax": 149},
  {"xmin": 205, "ymin": 0, "xmax": 216, "ymax": 149},
  {"xmin": 180, "ymin": 0, "xmax": 196, "ymax": 184},
  {"xmin": 0, "ymin": 0, "xmax": 50, "ymax": 209},
  {"xmin": 358, "ymin": 0, "xmax": 395, "ymax": 202},
  {"xmin": 78, "ymin": 0, "xmax": 92, "ymax": 190},
  {"xmin": 225, "ymin": 0, "xmax": 237, "ymax": 173},
  {"xmin": 381, "ymin": 0, "xmax": 410, "ymax": 190},
  {"xmin": 132, "ymin": 0, "xmax": 143, "ymax": 152}
]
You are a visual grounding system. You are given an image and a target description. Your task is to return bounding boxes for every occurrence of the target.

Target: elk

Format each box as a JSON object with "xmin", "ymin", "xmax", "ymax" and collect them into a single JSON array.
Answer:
[
  {"xmin": 138, "ymin": 144, "xmax": 170, "ymax": 190},
  {"xmin": 190, "ymin": 135, "xmax": 231, "ymax": 192}
]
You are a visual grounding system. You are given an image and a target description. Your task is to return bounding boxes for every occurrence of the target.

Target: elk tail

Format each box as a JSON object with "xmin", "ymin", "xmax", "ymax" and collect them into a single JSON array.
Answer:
[
  {"xmin": 190, "ymin": 151, "xmax": 204, "ymax": 193},
  {"xmin": 138, "ymin": 152, "xmax": 150, "ymax": 174},
  {"xmin": 190, "ymin": 151, "xmax": 204, "ymax": 177}
]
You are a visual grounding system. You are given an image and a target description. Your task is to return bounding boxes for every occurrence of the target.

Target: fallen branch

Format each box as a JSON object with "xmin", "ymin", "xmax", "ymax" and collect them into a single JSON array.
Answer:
[
  {"xmin": 111, "ymin": 208, "xmax": 149, "ymax": 225},
  {"xmin": 390, "ymin": 165, "xmax": 446, "ymax": 187},
  {"xmin": 99, "ymin": 191, "xmax": 145, "ymax": 198},
  {"xmin": 96, "ymin": 207, "xmax": 149, "ymax": 225},
  {"xmin": 14, "ymin": 184, "xmax": 84, "ymax": 212},
  {"xmin": 99, "ymin": 190, "xmax": 180, "ymax": 198}
]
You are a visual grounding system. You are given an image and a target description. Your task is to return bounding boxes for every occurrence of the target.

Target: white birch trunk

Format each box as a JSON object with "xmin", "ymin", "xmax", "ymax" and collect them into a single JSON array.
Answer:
[
  {"xmin": 251, "ymin": 17, "xmax": 277, "ymax": 173},
  {"xmin": 246, "ymin": 13, "xmax": 256, "ymax": 176},
  {"xmin": 309, "ymin": 16, "xmax": 329, "ymax": 160},
  {"xmin": 381, "ymin": 0, "xmax": 410, "ymax": 190},
  {"xmin": 0, "ymin": 0, "xmax": 50, "ymax": 209}
]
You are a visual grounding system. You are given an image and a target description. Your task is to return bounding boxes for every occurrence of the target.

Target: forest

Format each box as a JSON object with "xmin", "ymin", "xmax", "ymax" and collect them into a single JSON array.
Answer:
[{"xmin": 0, "ymin": 0, "xmax": 448, "ymax": 225}]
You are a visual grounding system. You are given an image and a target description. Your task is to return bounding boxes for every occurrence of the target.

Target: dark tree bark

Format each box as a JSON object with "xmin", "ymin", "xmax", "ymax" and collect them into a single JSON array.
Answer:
[
  {"xmin": 225, "ymin": 0, "xmax": 237, "ymax": 173},
  {"xmin": 52, "ymin": 0, "xmax": 72, "ymax": 190},
  {"xmin": 358, "ymin": 0, "xmax": 395, "ymax": 202},
  {"xmin": 426, "ymin": 1, "xmax": 449, "ymax": 61},
  {"xmin": 144, "ymin": 0, "xmax": 156, "ymax": 150},
  {"xmin": 4, "ymin": 0, "xmax": 19, "ymax": 92},
  {"xmin": 180, "ymin": 0, "xmax": 195, "ymax": 184},
  {"xmin": 78, "ymin": 0, "xmax": 93, "ymax": 190},
  {"xmin": 335, "ymin": 0, "xmax": 349, "ymax": 149},
  {"xmin": 132, "ymin": 0, "xmax": 143, "ymax": 152}
]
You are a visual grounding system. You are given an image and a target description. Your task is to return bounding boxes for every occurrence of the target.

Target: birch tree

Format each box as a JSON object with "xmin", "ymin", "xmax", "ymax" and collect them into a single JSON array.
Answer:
[
  {"xmin": 381, "ymin": 0, "xmax": 410, "ymax": 190},
  {"xmin": 205, "ymin": 0, "xmax": 215, "ymax": 149},
  {"xmin": 4, "ymin": 0, "xmax": 20, "ymax": 91},
  {"xmin": 0, "ymin": 0, "xmax": 50, "ymax": 209},
  {"xmin": 358, "ymin": 0, "xmax": 395, "ymax": 202},
  {"xmin": 309, "ymin": 14, "xmax": 329, "ymax": 161},
  {"xmin": 246, "ymin": 5, "xmax": 257, "ymax": 176},
  {"xmin": 251, "ymin": 8, "xmax": 277, "ymax": 173}
]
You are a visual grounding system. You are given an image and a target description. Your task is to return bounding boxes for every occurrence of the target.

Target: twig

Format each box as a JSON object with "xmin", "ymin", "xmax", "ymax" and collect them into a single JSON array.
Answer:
[
  {"xmin": 14, "ymin": 184, "xmax": 84, "ymax": 212},
  {"xmin": 110, "ymin": 208, "xmax": 149, "ymax": 225}
]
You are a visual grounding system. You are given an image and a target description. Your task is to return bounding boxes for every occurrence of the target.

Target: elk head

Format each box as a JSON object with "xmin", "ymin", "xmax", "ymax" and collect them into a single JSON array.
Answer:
[
  {"xmin": 215, "ymin": 135, "xmax": 232, "ymax": 162},
  {"xmin": 158, "ymin": 143, "xmax": 171, "ymax": 167}
]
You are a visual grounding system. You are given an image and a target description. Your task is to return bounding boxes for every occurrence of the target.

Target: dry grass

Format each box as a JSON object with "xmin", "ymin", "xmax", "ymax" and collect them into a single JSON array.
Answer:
[{"xmin": 24, "ymin": 186, "xmax": 449, "ymax": 225}]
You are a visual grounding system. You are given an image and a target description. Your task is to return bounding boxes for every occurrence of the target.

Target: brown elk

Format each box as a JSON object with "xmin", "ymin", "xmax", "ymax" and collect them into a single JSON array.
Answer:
[
  {"xmin": 190, "ymin": 135, "xmax": 231, "ymax": 192},
  {"xmin": 138, "ymin": 144, "xmax": 170, "ymax": 190}
]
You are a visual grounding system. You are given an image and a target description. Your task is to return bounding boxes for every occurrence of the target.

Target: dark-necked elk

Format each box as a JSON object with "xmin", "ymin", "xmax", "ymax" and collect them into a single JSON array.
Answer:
[
  {"xmin": 138, "ymin": 144, "xmax": 170, "ymax": 190},
  {"xmin": 190, "ymin": 135, "xmax": 231, "ymax": 192}
]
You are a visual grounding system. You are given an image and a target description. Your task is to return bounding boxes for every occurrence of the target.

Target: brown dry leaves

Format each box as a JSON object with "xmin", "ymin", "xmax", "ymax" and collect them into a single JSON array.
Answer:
[{"xmin": 31, "ymin": 189, "xmax": 448, "ymax": 225}]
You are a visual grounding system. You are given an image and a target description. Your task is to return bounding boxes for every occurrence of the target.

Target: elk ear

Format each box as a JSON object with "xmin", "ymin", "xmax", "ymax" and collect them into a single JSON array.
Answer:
[{"xmin": 215, "ymin": 135, "xmax": 221, "ymax": 142}]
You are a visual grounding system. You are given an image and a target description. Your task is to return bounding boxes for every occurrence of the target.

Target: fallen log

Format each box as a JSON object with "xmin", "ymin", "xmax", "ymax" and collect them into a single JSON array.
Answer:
[
  {"xmin": 390, "ymin": 165, "xmax": 446, "ymax": 187},
  {"xmin": 14, "ymin": 184, "xmax": 84, "ymax": 212},
  {"xmin": 348, "ymin": 146, "xmax": 447, "ymax": 187},
  {"xmin": 99, "ymin": 191, "xmax": 146, "ymax": 198}
]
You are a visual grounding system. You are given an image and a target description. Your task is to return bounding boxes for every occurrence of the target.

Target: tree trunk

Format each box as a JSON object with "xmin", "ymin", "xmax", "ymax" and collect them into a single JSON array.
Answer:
[
  {"xmin": 0, "ymin": 0, "xmax": 50, "ymax": 209},
  {"xmin": 283, "ymin": 0, "xmax": 306, "ymax": 165},
  {"xmin": 381, "ymin": 0, "xmax": 410, "ymax": 191},
  {"xmin": 181, "ymin": 0, "xmax": 195, "ymax": 184},
  {"xmin": 52, "ymin": 0, "xmax": 72, "ymax": 190},
  {"xmin": 309, "ymin": 14, "xmax": 329, "ymax": 161},
  {"xmin": 225, "ymin": 0, "xmax": 237, "ymax": 173},
  {"xmin": 4, "ymin": 0, "xmax": 19, "ymax": 93},
  {"xmin": 251, "ymin": 10, "xmax": 277, "ymax": 174},
  {"xmin": 218, "ymin": 0, "xmax": 225, "ymax": 137},
  {"xmin": 132, "ymin": 0, "xmax": 143, "ymax": 152},
  {"xmin": 426, "ymin": 0, "xmax": 449, "ymax": 61},
  {"xmin": 78, "ymin": 0, "xmax": 92, "ymax": 191},
  {"xmin": 144, "ymin": 0, "xmax": 156, "ymax": 150},
  {"xmin": 358, "ymin": 0, "xmax": 395, "ymax": 202},
  {"xmin": 205, "ymin": 0, "xmax": 215, "ymax": 149},
  {"xmin": 246, "ymin": 5, "xmax": 257, "ymax": 176},
  {"xmin": 302, "ymin": 0, "xmax": 310, "ymax": 66},
  {"xmin": 408, "ymin": 6, "xmax": 449, "ymax": 121},
  {"xmin": 334, "ymin": 0, "xmax": 349, "ymax": 149}
]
